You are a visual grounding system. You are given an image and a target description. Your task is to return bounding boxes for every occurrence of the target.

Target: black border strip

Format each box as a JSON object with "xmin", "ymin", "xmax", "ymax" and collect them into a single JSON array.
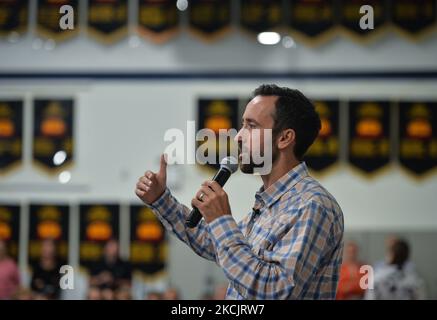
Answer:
[{"xmin": 1, "ymin": 71, "xmax": 437, "ymax": 80}]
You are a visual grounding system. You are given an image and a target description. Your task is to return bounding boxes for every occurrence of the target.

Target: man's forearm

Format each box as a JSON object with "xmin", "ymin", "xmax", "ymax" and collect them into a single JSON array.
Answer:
[{"xmin": 147, "ymin": 188, "xmax": 217, "ymax": 262}]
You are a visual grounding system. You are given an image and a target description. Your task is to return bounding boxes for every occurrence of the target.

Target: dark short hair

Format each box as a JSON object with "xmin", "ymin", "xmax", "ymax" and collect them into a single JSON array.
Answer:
[
  {"xmin": 390, "ymin": 239, "xmax": 410, "ymax": 270},
  {"xmin": 252, "ymin": 84, "xmax": 321, "ymax": 160}
]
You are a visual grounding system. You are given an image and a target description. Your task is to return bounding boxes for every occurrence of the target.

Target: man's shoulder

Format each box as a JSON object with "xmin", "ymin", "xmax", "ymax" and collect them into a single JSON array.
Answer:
[
  {"xmin": 291, "ymin": 176, "xmax": 341, "ymax": 210},
  {"xmin": 279, "ymin": 176, "xmax": 343, "ymax": 230}
]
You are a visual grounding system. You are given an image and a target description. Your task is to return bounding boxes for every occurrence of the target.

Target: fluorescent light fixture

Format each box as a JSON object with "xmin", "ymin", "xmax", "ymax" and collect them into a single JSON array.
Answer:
[
  {"xmin": 257, "ymin": 32, "xmax": 281, "ymax": 45},
  {"xmin": 176, "ymin": 0, "xmax": 188, "ymax": 11},
  {"xmin": 58, "ymin": 171, "xmax": 71, "ymax": 184},
  {"xmin": 53, "ymin": 150, "xmax": 67, "ymax": 166}
]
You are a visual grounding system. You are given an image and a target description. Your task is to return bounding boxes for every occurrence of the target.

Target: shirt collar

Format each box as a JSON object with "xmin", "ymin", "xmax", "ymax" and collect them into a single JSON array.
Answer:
[{"xmin": 254, "ymin": 162, "xmax": 309, "ymax": 209}]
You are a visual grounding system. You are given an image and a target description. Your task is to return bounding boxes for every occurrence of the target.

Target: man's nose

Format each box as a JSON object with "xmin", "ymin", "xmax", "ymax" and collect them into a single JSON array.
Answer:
[{"xmin": 234, "ymin": 128, "xmax": 243, "ymax": 143}]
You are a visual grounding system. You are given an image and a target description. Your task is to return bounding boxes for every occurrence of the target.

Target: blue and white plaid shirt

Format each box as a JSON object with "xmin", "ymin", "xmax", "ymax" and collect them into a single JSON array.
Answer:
[{"xmin": 147, "ymin": 162, "xmax": 344, "ymax": 299}]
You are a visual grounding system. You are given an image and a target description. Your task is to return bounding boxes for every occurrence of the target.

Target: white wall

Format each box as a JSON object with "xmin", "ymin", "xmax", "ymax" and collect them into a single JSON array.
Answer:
[
  {"xmin": 1, "ymin": 80, "xmax": 436, "ymax": 229},
  {"xmin": 1, "ymin": 34, "xmax": 437, "ymax": 72}
]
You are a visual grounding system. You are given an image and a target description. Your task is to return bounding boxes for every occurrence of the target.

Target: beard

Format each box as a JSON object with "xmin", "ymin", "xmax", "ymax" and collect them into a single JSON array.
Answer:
[{"xmin": 238, "ymin": 141, "xmax": 279, "ymax": 174}]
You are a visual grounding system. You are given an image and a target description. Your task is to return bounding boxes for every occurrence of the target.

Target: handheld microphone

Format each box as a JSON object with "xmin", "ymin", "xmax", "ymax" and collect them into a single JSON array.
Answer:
[{"xmin": 186, "ymin": 156, "xmax": 239, "ymax": 228}]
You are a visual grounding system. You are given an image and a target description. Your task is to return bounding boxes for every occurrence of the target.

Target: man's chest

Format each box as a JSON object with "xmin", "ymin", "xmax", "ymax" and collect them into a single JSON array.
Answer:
[{"xmin": 241, "ymin": 206, "xmax": 298, "ymax": 252}]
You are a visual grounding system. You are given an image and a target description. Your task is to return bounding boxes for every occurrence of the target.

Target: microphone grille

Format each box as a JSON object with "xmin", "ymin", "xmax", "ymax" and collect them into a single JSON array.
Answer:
[{"xmin": 220, "ymin": 156, "xmax": 239, "ymax": 174}]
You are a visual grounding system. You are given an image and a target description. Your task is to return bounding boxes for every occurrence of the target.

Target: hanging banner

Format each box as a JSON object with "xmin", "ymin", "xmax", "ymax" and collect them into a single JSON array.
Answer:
[
  {"xmin": 288, "ymin": 0, "xmax": 338, "ymax": 46},
  {"xmin": 130, "ymin": 205, "xmax": 167, "ymax": 278},
  {"xmin": 28, "ymin": 204, "xmax": 69, "ymax": 267},
  {"xmin": 138, "ymin": 0, "xmax": 179, "ymax": 43},
  {"xmin": 0, "ymin": 100, "xmax": 23, "ymax": 175},
  {"xmin": 32, "ymin": 99, "xmax": 74, "ymax": 174},
  {"xmin": 189, "ymin": 0, "xmax": 232, "ymax": 41},
  {"xmin": 305, "ymin": 100, "xmax": 340, "ymax": 174},
  {"xmin": 0, "ymin": 0, "xmax": 28, "ymax": 36},
  {"xmin": 36, "ymin": 0, "xmax": 79, "ymax": 42},
  {"xmin": 338, "ymin": 0, "xmax": 388, "ymax": 43},
  {"xmin": 390, "ymin": 0, "xmax": 437, "ymax": 40},
  {"xmin": 348, "ymin": 101, "xmax": 391, "ymax": 176},
  {"xmin": 79, "ymin": 204, "xmax": 119, "ymax": 271},
  {"xmin": 398, "ymin": 101, "xmax": 437, "ymax": 177},
  {"xmin": 197, "ymin": 98, "xmax": 239, "ymax": 171},
  {"xmin": 240, "ymin": 0, "xmax": 283, "ymax": 35},
  {"xmin": 0, "ymin": 204, "xmax": 20, "ymax": 260},
  {"xmin": 87, "ymin": 0, "xmax": 128, "ymax": 44}
]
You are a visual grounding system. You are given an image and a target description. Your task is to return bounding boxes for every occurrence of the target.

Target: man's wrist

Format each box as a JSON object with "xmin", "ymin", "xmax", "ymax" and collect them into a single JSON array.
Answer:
[
  {"xmin": 204, "ymin": 213, "xmax": 230, "ymax": 224},
  {"xmin": 146, "ymin": 188, "xmax": 171, "ymax": 210}
]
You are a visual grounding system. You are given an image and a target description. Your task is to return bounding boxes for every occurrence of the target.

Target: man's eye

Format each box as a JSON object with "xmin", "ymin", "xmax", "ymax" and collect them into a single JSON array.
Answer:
[{"xmin": 241, "ymin": 122, "xmax": 256, "ymax": 129}]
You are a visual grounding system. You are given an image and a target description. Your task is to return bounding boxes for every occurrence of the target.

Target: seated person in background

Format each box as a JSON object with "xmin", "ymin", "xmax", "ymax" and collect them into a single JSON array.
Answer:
[
  {"xmin": 30, "ymin": 239, "xmax": 62, "ymax": 300},
  {"xmin": 374, "ymin": 235, "xmax": 416, "ymax": 273},
  {"xmin": 87, "ymin": 285, "xmax": 102, "ymax": 300},
  {"xmin": 90, "ymin": 239, "xmax": 132, "ymax": 294},
  {"xmin": 145, "ymin": 291, "xmax": 162, "ymax": 300},
  {"xmin": 12, "ymin": 288, "xmax": 33, "ymax": 300},
  {"xmin": 0, "ymin": 239, "xmax": 20, "ymax": 300},
  {"xmin": 115, "ymin": 285, "xmax": 132, "ymax": 300},
  {"xmin": 336, "ymin": 241, "xmax": 366, "ymax": 300},
  {"xmin": 162, "ymin": 286, "xmax": 180, "ymax": 300},
  {"xmin": 365, "ymin": 239, "xmax": 426, "ymax": 300},
  {"xmin": 100, "ymin": 285, "xmax": 116, "ymax": 300},
  {"xmin": 213, "ymin": 283, "xmax": 228, "ymax": 300}
]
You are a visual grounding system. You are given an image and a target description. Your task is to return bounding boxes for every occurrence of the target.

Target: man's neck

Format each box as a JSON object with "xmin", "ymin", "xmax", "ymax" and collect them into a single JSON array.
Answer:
[{"xmin": 261, "ymin": 155, "xmax": 300, "ymax": 189}]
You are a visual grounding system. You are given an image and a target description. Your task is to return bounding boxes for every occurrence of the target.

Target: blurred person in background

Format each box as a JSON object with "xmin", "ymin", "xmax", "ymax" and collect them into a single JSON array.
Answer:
[
  {"xmin": 90, "ymin": 239, "xmax": 132, "ymax": 293},
  {"xmin": 365, "ymin": 239, "xmax": 426, "ymax": 300},
  {"xmin": 145, "ymin": 291, "xmax": 162, "ymax": 300},
  {"xmin": 162, "ymin": 286, "xmax": 180, "ymax": 300},
  {"xmin": 336, "ymin": 241, "xmax": 366, "ymax": 300},
  {"xmin": 115, "ymin": 285, "xmax": 132, "ymax": 300},
  {"xmin": 87, "ymin": 285, "xmax": 102, "ymax": 300},
  {"xmin": 199, "ymin": 292, "xmax": 213, "ymax": 300},
  {"xmin": 374, "ymin": 235, "xmax": 415, "ymax": 273},
  {"xmin": 100, "ymin": 286, "xmax": 116, "ymax": 300},
  {"xmin": 30, "ymin": 239, "xmax": 61, "ymax": 300},
  {"xmin": 212, "ymin": 283, "xmax": 228, "ymax": 300},
  {"xmin": 0, "ymin": 239, "xmax": 20, "ymax": 299},
  {"xmin": 12, "ymin": 288, "xmax": 33, "ymax": 300}
]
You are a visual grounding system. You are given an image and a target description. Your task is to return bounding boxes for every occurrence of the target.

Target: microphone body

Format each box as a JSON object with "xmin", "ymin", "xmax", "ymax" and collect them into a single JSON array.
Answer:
[
  {"xmin": 185, "ymin": 167, "xmax": 232, "ymax": 228},
  {"xmin": 185, "ymin": 156, "xmax": 238, "ymax": 228}
]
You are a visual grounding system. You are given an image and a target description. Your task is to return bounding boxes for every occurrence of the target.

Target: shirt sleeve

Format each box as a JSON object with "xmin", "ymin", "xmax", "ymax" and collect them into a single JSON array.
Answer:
[
  {"xmin": 207, "ymin": 200, "xmax": 335, "ymax": 299},
  {"xmin": 146, "ymin": 188, "xmax": 216, "ymax": 262}
]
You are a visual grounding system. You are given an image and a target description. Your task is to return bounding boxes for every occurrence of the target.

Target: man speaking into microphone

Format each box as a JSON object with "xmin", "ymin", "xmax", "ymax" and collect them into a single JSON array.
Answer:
[{"xmin": 135, "ymin": 84, "xmax": 344, "ymax": 300}]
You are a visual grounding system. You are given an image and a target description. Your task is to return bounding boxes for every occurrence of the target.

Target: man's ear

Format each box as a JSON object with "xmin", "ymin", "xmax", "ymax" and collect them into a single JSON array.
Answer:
[{"xmin": 277, "ymin": 129, "xmax": 295, "ymax": 150}]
